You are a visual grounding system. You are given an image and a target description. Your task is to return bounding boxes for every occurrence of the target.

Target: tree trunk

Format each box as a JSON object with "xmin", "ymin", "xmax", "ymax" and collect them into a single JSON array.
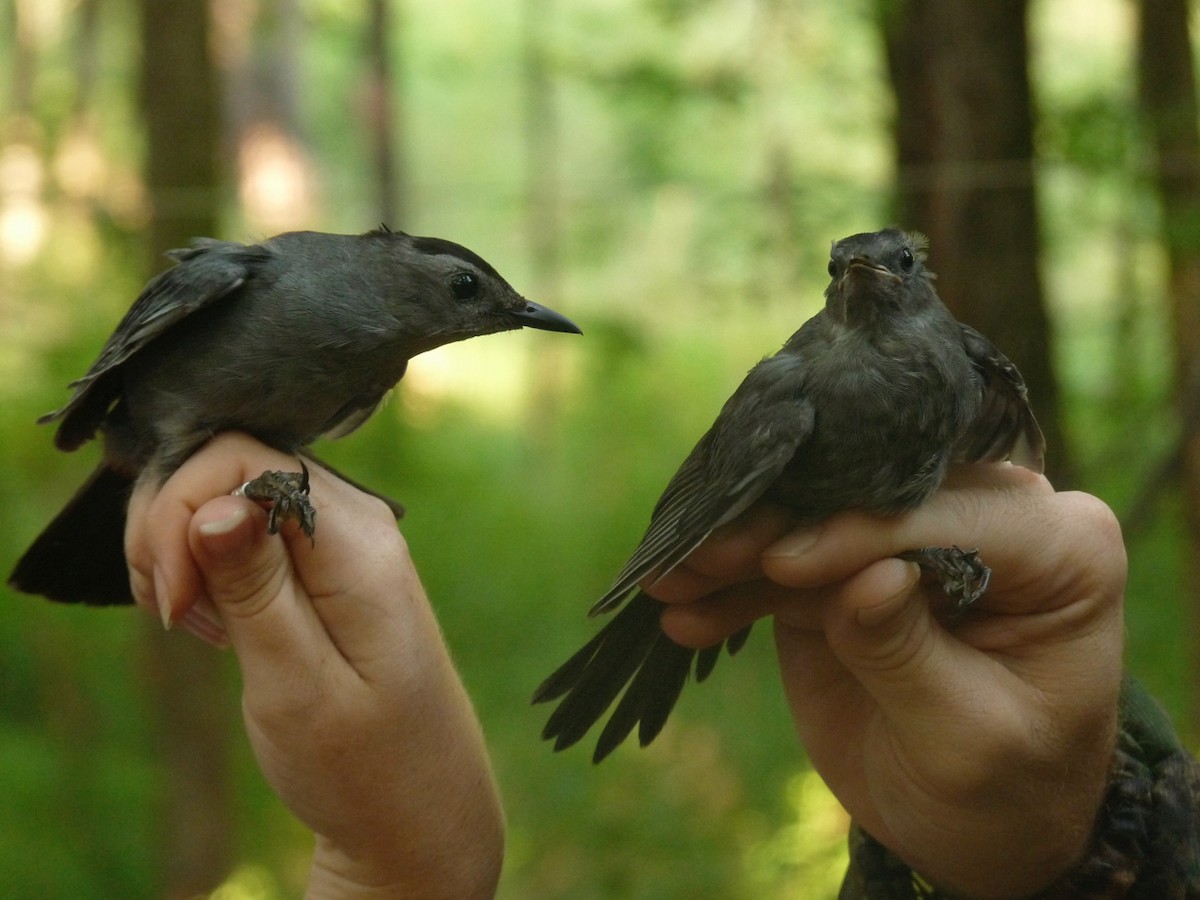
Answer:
[
  {"xmin": 522, "ymin": 0, "xmax": 561, "ymax": 290},
  {"xmin": 1136, "ymin": 0, "xmax": 1200, "ymax": 738},
  {"xmin": 9, "ymin": 0, "xmax": 36, "ymax": 119},
  {"xmin": 879, "ymin": 0, "xmax": 1072, "ymax": 485},
  {"xmin": 521, "ymin": 0, "xmax": 569, "ymax": 446},
  {"xmin": 71, "ymin": 0, "xmax": 103, "ymax": 116},
  {"xmin": 138, "ymin": 0, "xmax": 237, "ymax": 895},
  {"xmin": 366, "ymin": 0, "xmax": 406, "ymax": 225},
  {"xmin": 222, "ymin": 0, "xmax": 314, "ymax": 232}
]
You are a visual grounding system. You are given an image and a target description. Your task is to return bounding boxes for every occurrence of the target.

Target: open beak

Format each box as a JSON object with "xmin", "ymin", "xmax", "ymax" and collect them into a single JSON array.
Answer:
[{"xmin": 511, "ymin": 300, "xmax": 583, "ymax": 334}]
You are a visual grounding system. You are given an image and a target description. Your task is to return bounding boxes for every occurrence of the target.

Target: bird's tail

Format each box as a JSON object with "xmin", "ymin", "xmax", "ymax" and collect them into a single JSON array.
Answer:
[
  {"xmin": 532, "ymin": 592, "xmax": 751, "ymax": 763},
  {"xmin": 9, "ymin": 465, "xmax": 135, "ymax": 605}
]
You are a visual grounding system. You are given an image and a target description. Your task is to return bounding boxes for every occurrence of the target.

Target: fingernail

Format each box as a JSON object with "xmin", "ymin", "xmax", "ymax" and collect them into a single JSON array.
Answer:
[
  {"xmin": 178, "ymin": 598, "xmax": 230, "ymax": 648},
  {"xmin": 198, "ymin": 505, "xmax": 249, "ymax": 536},
  {"xmin": 764, "ymin": 525, "xmax": 822, "ymax": 558},
  {"xmin": 154, "ymin": 567, "xmax": 173, "ymax": 630}
]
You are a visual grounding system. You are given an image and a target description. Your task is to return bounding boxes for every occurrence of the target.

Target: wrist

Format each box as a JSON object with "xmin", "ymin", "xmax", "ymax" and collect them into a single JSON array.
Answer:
[
  {"xmin": 1034, "ymin": 677, "xmax": 1200, "ymax": 898},
  {"xmin": 842, "ymin": 677, "xmax": 1200, "ymax": 899},
  {"xmin": 306, "ymin": 831, "xmax": 502, "ymax": 900}
]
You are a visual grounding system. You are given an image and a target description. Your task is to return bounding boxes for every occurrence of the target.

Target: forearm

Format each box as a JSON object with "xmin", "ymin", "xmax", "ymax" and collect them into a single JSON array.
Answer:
[
  {"xmin": 303, "ymin": 710, "xmax": 504, "ymax": 899},
  {"xmin": 301, "ymin": 654, "xmax": 505, "ymax": 900}
]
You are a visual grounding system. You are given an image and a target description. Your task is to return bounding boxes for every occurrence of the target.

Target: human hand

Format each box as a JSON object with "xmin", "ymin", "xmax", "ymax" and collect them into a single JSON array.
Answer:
[
  {"xmin": 125, "ymin": 433, "xmax": 504, "ymax": 899},
  {"xmin": 648, "ymin": 464, "xmax": 1125, "ymax": 897}
]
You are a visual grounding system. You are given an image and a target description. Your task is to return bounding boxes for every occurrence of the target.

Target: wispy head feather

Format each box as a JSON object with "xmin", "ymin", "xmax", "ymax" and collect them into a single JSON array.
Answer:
[{"xmin": 905, "ymin": 230, "xmax": 929, "ymax": 262}]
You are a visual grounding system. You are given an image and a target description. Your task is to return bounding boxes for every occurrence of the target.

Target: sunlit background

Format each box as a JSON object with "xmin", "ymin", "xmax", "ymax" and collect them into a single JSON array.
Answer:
[{"xmin": 0, "ymin": 0, "xmax": 1194, "ymax": 897}]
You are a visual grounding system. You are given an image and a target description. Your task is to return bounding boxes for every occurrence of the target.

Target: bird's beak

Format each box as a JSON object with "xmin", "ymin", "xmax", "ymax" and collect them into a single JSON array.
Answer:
[
  {"xmin": 846, "ymin": 258, "xmax": 900, "ymax": 282},
  {"xmin": 511, "ymin": 300, "xmax": 583, "ymax": 334}
]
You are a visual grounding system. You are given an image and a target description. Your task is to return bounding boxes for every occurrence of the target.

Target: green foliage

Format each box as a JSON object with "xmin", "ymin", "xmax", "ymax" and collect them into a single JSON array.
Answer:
[{"xmin": 0, "ymin": 0, "xmax": 1194, "ymax": 897}]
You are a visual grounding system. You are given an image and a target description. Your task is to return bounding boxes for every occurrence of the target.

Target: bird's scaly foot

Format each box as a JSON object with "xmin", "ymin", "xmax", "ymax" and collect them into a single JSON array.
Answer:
[
  {"xmin": 235, "ymin": 461, "xmax": 316, "ymax": 540},
  {"xmin": 898, "ymin": 545, "xmax": 990, "ymax": 611}
]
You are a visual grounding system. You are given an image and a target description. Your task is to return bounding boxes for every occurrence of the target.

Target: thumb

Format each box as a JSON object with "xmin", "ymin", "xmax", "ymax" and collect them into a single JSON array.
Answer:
[
  {"xmin": 818, "ymin": 558, "xmax": 958, "ymax": 711},
  {"xmin": 185, "ymin": 495, "xmax": 293, "ymax": 642}
]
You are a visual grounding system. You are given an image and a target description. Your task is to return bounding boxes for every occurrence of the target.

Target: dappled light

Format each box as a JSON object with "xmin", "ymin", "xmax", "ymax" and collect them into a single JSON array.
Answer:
[
  {"xmin": 401, "ymin": 337, "xmax": 584, "ymax": 425},
  {"xmin": 0, "ymin": 142, "xmax": 48, "ymax": 266},
  {"xmin": 0, "ymin": 0, "xmax": 1193, "ymax": 897},
  {"xmin": 237, "ymin": 123, "xmax": 317, "ymax": 233}
]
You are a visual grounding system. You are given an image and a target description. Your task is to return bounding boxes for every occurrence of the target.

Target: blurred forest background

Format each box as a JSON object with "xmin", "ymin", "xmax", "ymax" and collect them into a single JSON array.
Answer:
[{"xmin": 2, "ymin": 0, "xmax": 1199, "ymax": 896}]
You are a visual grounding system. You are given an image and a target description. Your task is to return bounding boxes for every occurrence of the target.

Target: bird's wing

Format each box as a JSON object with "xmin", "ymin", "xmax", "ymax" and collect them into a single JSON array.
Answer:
[
  {"xmin": 318, "ymin": 390, "xmax": 392, "ymax": 441},
  {"xmin": 955, "ymin": 323, "xmax": 1046, "ymax": 473},
  {"xmin": 589, "ymin": 354, "xmax": 815, "ymax": 616},
  {"xmin": 44, "ymin": 240, "xmax": 272, "ymax": 451},
  {"xmin": 537, "ymin": 353, "xmax": 812, "ymax": 761}
]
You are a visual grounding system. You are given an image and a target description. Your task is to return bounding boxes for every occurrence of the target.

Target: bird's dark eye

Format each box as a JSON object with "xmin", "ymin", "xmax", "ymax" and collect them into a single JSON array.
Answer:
[
  {"xmin": 827, "ymin": 259, "xmax": 837, "ymax": 278},
  {"xmin": 450, "ymin": 272, "xmax": 479, "ymax": 300},
  {"xmin": 899, "ymin": 247, "xmax": 915, "ymax": 272}
]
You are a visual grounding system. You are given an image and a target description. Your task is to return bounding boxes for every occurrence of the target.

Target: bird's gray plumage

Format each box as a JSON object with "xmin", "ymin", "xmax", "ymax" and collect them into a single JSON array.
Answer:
[
  {"xmin": 11, "ymin": 226, "xmax": 580, "ymax": 605},
  {"xmin": 533, "ymin": 228, "xmax": 1044, "ymax": 762}
]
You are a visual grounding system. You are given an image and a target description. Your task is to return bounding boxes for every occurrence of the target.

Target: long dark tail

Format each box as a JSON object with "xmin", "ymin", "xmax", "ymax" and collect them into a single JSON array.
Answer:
[
  {"xmin": 9, "ymin": 465, "xmax": 135, "ymax": 605},
  {"xmin": 532, "ymin": 592, "xmax": 751, "ymax": 763}
]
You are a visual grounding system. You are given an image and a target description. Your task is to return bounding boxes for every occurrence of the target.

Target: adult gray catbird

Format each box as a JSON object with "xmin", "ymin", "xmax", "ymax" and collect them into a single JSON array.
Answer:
[
  {"xmin": 9, "ymin": 225, "xmax": 580, "ymax": 606},
  {"xmin": 533, "ymin": 228, "xmax": 1045, "ymax": 763}
]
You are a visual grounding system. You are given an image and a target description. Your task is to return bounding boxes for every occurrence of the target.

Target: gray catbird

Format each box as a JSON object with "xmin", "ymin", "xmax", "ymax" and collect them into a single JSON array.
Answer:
[
  {"xmin": 533, "ymin": 228, "xmax": 1044, "ymax": 763},
  {"xmin": 10, "ymin": 225, "xmax": 580, "ymax": 606}
]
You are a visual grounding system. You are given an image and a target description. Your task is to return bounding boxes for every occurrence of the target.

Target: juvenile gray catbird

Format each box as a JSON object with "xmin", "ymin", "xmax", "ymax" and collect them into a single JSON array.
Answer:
[
  {"xmin": 10, "ymin": 225, "xmax": 580, "ymax": 606},
  {"xmin": 533, "ymin": 228, "xmax": 1044, "ymax": 763}
]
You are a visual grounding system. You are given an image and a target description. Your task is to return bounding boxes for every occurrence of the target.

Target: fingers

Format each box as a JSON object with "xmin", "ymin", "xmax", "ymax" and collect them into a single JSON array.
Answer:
[
  {"xmin": 771, "ymin": 559, "xmax": 972, "ymax": 732},
  {"xmin": 186, "ymin": 492, "xmax": 324, "ymax": 671},
  {"xmin": 652, "ymin": 462, "xmax": 1122, "ymax": 647},
  {"xmin": 761, "ymin": 465, "xmax": 1124, "ymax": 615},
  {"xmin": 126, "ymin": 433, "xmax": 435, "ymax": 686},
  {"xmin": 801, "ymin": 559, "xmax": 950, "ymax": 704},
  {"xmin": 645, "ymin": 503, "xmax": 793, "ymax": 602},
  {"xmin": 773, "ymin": 556, "xmax": 1026, "ymax": 799},
  {"xmin": 126, "ymin": 433, "xmax": 303, "ymax": 622},
  {"xmin": 659, "ymin": 578, "xmax": 817, "ymax": 648},
  {"xmin": 658, "ymin": 558, "xmax": 927, "ymax": 652},
  {"xmin": 649, "ymin": 464, "xmax": 1057, "ymax": 608},
  {"xmin": 126, "ymin": 430, "xmax": 400, "ymax": 617}
]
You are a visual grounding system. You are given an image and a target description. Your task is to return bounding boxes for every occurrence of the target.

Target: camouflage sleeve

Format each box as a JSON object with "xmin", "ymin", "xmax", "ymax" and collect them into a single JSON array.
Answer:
[{"xmin": 838, "ymin": 677, "xmax": 1200, "ymax": 899}]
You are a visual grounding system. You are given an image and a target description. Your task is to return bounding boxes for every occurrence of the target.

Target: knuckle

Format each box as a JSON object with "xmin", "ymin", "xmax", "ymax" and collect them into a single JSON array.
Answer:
[{"xmin": 1054, "ymin": 491, "xmax": 1127, "ymax": 585}]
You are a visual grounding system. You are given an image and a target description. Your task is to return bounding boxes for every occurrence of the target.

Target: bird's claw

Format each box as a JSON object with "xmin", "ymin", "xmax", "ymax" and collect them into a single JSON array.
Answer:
[
  {"xmin": 898, "ymin": 545, "xmax": 990, "ymax": 611},
  {"xmin": 234, "ymin": 461, "xmax": 316, "ymax": 541}
]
